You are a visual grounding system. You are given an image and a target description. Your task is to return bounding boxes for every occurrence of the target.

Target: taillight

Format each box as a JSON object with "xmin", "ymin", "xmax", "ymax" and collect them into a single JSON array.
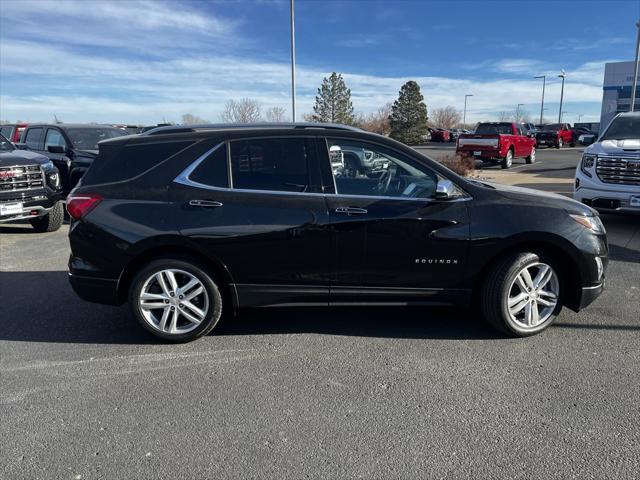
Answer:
[{"xmin": 66, "ymin": 194, "xmax": 102, "ymax": 220}]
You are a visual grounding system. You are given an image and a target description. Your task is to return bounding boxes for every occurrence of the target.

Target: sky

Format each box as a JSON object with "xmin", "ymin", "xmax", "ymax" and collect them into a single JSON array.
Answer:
[{"xmin": 0, "ymin": 0, "xmax": 639, "ymax": 125}]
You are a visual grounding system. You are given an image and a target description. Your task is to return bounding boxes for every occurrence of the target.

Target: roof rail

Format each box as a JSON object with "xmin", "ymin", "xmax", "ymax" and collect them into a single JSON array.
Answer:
[{"xmin": 144, "ymin": 122, "xmax": 362, "ymax": 136}]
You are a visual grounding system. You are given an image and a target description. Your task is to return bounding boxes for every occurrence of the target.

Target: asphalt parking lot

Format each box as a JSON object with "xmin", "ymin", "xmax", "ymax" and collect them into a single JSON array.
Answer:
[{"xmin": 2, "ymin": 146, "xmax": 639, "ymax": 479}]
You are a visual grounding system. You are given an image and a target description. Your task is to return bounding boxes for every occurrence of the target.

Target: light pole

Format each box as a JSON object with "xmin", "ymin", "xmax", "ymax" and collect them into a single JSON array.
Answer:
[
  {"xmin": 631, "ymin": 20, "xmax": 639, "ymax": 112},
  {"xmin": 516, "ymin": 103, "xmax": 524, "ymax": 123},
  {"xmin": 534, "ymin": 75, "xmax": 546, "ymax": 124},
  {"xmin": 578, "ymin": 114, "xmax": 584, "ymax": 123},
  {"xmin": 463, "ymin": 94, "xmax": 473, "ymax": 126},
  {"xmin": 289, "ymin": 0, "xmax": 296, "ymax": 121},
  {"xmin": 558, "ymin": 70, "xmax": 566, "ymax": 123}
]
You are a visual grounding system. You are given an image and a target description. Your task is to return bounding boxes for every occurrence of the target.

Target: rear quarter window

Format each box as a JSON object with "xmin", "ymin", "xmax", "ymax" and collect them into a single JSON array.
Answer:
[{"xmin": 83, "ymin": 140, "xmax": 194, "ymax": 185}]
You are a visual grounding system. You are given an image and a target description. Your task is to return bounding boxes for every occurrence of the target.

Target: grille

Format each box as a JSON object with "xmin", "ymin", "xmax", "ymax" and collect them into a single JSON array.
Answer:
[
  {"xmin": 0, "ymin": 165, "xmax": 44, "ymax": 192},
  {"xmin": 596, "ymin": 155, "xmax": 640, "ymax": 185}
]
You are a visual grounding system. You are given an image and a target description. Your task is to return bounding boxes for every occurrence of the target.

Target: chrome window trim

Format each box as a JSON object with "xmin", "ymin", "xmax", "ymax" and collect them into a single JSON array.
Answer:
[{"xmin": 174, "ymin": 140, "xmax": 472, "ymax": 203}]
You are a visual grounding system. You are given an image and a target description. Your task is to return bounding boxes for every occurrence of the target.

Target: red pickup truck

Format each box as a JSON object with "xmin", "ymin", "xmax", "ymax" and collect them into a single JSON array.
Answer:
[
  {"xmin": 534, "ymin": 123, "xmax": 575, "ymax": 148},
  {"xmin": 456, "ymin": 122, "xmax": 536, "ymax": 169}
]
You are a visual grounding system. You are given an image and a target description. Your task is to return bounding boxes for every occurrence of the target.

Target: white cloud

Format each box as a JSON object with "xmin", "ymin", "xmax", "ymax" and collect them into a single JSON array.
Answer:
[{"xmin": 0, "ymin": 0, "xmax": 608, "ymax": 124}]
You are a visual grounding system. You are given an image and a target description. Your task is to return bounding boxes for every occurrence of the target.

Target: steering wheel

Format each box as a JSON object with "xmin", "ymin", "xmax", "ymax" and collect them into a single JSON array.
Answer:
[{"xmin": 377, "ymin": 164, "xmax": 397, "ymax": 194}]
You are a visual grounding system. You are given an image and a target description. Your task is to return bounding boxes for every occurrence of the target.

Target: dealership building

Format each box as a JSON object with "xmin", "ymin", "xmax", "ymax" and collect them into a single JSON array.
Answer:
[{"xmin": 600, "ymin": 60, "xmax": 640, "ymax": 129}]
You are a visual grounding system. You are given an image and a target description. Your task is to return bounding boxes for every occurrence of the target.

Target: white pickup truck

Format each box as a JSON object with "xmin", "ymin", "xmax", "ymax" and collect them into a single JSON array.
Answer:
[{"xmin": 574, "ymin": 112, "xmax": 640, "ymax": 213}]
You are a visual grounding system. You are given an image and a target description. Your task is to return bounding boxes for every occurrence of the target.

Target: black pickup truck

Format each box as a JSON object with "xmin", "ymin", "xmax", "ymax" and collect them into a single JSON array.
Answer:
[
  {"xmin": 0, "ymin": 134, "xmax": 64, "ymax": 232},
  {"xmin": 18, "ymin": 124, "xmax": 126, "ymax": 193}
]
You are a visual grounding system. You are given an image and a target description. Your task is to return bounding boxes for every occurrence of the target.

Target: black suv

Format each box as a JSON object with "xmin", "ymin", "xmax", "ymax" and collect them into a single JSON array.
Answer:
[
  {"xmin": 68, "ymin": 124, "xmax": 607, "ymax": 342},
  {"xmin": 18, "ymin": 124, "xmax": 126, "ymax": 193},
  {"xmin": 0, "ymin": 134, "xmax": 64, "ymax": 231}
]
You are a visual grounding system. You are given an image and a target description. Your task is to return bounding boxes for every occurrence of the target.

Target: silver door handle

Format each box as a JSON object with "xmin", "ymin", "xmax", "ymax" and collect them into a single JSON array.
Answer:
[
  {"xmin": 189, "ymin": 200, "xmax": 223, "ymax": 208},
  {"xmin": 335, "ymin": 207, "xmax": 368, "ymax": 215}
]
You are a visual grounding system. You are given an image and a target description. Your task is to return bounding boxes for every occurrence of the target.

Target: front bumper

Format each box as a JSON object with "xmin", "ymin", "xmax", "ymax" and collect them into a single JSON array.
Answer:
[
  {"xmin": 579, "ymin": 282, "xmax": 605, "ymax": 310},
  {"xmin": 0, "ymin": 194, "xmax": 59, "ymax": 223},
  {"xmin": 574, "ymin": 181, "xmax": 640, "ymax": 214}
]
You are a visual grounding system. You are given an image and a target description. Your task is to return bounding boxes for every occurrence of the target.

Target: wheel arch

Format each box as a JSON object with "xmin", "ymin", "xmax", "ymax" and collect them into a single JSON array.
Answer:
[
  {"xmin": 116, "ymin": 242, "xmax": 238, "ymax": 309},
  {"xmin": 472, "ymin": 235, "xmax": 585, "ymax": 312}
]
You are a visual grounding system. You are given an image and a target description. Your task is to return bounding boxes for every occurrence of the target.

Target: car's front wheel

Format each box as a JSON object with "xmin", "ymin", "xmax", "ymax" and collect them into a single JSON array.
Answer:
[
  {"xmin": 129, "ymin": 258, "xmax": 223, "ymax": 342},
  {"xmin": 481, "ymin": 252, "xmax": 562, "ymax": 336},
  {"xmin": 30, "ymin": 201, "xmax": 64, "ymax": 232}
]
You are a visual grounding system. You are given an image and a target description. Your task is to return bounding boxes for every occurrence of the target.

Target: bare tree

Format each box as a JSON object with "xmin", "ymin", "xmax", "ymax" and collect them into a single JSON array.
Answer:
[
  {"xmin": 498, "ymin": 111, "xmax": 511, "ymax": 121},
  {"xmin": 430, "ymin": 106, "xmax": 461, "ymax": 129},
  {"xmin": 221, "ymin": 98, "xmax": 262, "ymax": 123},
  {"xmin": 182, "ymin": 113, "xmax": 208, "ymax": 125},
  {"xmin": 356, "ymin": 103, "xmax": 392, "ymax": 135},
  {"xmin": 265, "ymin": 106, "xmax": 287, "ymax": 122}
]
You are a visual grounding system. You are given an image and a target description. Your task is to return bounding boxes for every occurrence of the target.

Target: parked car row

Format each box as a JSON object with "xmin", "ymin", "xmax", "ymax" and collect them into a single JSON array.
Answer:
[{"xmin": 428, "ymin": 127, "xmax": 472, "ymax": 143}]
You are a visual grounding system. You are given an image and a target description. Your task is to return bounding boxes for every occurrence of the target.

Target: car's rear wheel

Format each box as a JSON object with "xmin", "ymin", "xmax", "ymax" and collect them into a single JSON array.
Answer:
[
  {"xmin": 481, "ymin": 252, "xmax": 562, "ymax": 336},
  {"xmin": 30, "ymin": 201, "xmax": 64, "ymax": 232},
  {"xmin": 501, "ymin": 149, "xmax": 513, "ymax": 169},
  {"xmin": 526, "ymin": 147, "xmax": 536, "ymax": 164},
  {"xmin": 128, "ymin": 258, "xmax": 223, "ymax": 342}
]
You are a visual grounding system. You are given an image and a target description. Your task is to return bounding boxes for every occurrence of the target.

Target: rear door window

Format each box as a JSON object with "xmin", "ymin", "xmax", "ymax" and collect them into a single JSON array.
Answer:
[
  {"xmin": 229, "ymin": 138, "xmax": 310, "ymax": 193},
  {"xmin": 24, "ymin": 128, "xmax": 43, "ymax": 149}
]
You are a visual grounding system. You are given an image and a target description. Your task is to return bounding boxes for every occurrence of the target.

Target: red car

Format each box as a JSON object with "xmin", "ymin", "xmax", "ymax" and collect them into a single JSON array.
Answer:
[
  {"xmin": 0, "ymin": 123, "xmax": 28, "ymax": 143},
  {"xmin": 534, "ymin": 123, "xmax": 575, "ymax": 148},
  {"xmin": 430, "ymin": 128, "xmax": 451, "ymax": 142},
  {"xmin": 456, "ymin": 122, "xmax": 536, "ymax": 169}
]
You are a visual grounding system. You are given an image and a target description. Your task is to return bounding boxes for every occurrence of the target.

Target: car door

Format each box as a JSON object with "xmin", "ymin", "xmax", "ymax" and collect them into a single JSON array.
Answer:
[
  {"xmin": 320, "ymin": 137, "xmax": 470, "ymax": 305},
  {"xmin": 43, "ymin": 127, "xmax": 73, "ymax": 191},
  {"xmin": 170, "ymin": 135, "xmax": 332, "ymax": 308}
]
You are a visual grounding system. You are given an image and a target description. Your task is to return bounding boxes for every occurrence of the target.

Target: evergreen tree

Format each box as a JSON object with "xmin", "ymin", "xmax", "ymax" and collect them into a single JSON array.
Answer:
[
  {"xmin": 311, "ymin": 73, "xmax": 355, "ymax": 125},
  {"xmin": 389, "ymin": 81, "xmax": 428, "ymax": 144}
]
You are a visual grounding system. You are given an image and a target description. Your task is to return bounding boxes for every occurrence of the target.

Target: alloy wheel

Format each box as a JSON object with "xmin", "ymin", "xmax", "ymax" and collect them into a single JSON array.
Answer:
[
  {"xmin": 138, "ymin": 269, "xmax": 210, "ymax": 335},
  {"xmin": 507, "ymin": 262, "xmax": 559, "ymax": 329}
]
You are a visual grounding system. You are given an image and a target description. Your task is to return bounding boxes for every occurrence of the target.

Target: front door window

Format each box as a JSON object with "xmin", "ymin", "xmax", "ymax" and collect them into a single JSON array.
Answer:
[{"xmin": 326, "ymin": 138, "xmax": 438, "ymax": 199}]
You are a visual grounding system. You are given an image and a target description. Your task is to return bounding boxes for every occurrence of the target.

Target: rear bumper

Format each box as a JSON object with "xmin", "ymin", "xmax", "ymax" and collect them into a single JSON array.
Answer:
[
  {"xmin": 68, "ymin": 272, "xmax": 122, "ymax": 305},
  {"xmin": 457, "ymin": 148, "xmax": 502, "ymax": 160}
]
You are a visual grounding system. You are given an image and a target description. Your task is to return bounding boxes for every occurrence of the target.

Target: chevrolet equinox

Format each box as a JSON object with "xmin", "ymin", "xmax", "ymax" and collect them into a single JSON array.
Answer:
[{"xmin": 67, "ymin": 124, "xmax": 607, "ymax": 342}]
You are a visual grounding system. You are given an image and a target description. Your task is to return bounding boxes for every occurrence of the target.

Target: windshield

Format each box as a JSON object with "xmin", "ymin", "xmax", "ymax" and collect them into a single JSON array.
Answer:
[
  {"xmin": 600, "ymin": 116, "xmax": 640, "ymax": 141},
  {"xmin": 475, "ymin": 123, "xmax": 512, "ymax": 135},
  {"xmin": 0, "ymin": 134, "xmax": 14, "ymax": 152},
  {"xmin": 542, "ymin": 124, "xmax": 562, "ymax": 131},
  {"xmin": 65, "ymin": 127, "xmax": 126, "ymax": 150}
]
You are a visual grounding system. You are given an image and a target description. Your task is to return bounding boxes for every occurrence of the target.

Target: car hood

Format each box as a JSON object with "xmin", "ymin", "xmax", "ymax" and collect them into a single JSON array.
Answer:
[
  {"xmin": 478, "ymin": 181, "xmax": 595, "ymax": 216},
  {"xmin": 0, "ymin": 149, "xmax": 50, "ymax": 167},
  {"xmin": 587, "ymin": 139, "xmax": 640, "ymax": 153}
]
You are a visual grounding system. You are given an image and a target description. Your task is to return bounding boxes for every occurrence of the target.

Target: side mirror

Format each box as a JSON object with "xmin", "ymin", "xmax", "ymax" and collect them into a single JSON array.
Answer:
[
  {"xmin": 435, "ymin": 179, "xmax": 457, "ymax": 200},
  {"xmin": 14, "ymin": 143, "xmax": 28, "ymax": 150},
  {"xmin": 47, "ymin": 145, "xmax": 66, "ymax": 154}
]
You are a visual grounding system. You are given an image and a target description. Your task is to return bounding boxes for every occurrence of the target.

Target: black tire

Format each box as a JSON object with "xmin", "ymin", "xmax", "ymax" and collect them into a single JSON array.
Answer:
[
  {"xmin": 501, "ymin": 148, "xmax": 513, "ymax": 169},
  {"xmin": 526, "ymin": 147, "xmax": 536, "ymax": 164},
  {"xmin": 481, "ymin": 252, "xmax": 563, "ymax": 337},
  {"xmin": 30, "ymin": 201, "xmax": 64, "ymax": 232},
  {"xmin": 128, "ymin": 258, "xmax": 223, "ymax": 342}
]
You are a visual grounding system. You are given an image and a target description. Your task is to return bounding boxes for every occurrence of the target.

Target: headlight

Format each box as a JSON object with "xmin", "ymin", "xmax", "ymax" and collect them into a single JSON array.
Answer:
[
  {"xmin": 41, "ymin": 160, "xmax": 55, "ymax": 171},
  {"xmin": 580, "ymin": 153, "xmax": 596, "ymax": 177},
  {"xmin": 569, "ymin": 213, "xmax": 605, "ymax": 234}
]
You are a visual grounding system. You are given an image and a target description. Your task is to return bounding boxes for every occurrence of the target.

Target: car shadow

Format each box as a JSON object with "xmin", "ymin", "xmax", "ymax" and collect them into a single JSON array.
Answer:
[{"xmin": 0, "ymin": 270, "xmax": 502, "ymax": 344}]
